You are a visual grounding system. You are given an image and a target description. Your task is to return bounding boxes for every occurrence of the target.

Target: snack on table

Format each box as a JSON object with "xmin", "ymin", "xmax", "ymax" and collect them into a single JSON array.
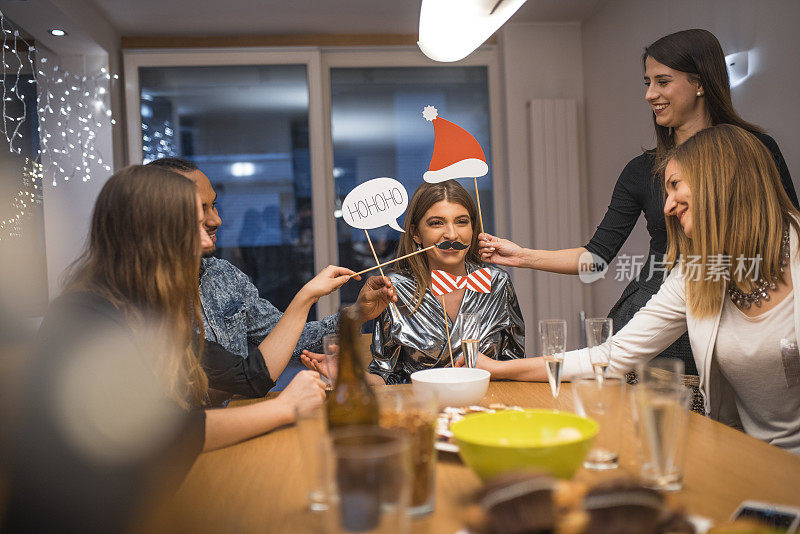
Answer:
[
  {"xmin": 478, "ymin": 471, "xmax": 556, "ymax": 534},
  {"xmin": 583, "ymin": 478, "xmax": 664, "ymax": 534},
  {"xmin": 657, "ymin": 509, "xmax": 697, "ymax": 534}
]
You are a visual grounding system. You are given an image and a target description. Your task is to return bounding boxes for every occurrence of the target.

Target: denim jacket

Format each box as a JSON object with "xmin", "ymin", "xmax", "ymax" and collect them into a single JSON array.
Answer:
[{"xmin": 199, "ymin": 257, "xmax": 338, "ymax": 359}]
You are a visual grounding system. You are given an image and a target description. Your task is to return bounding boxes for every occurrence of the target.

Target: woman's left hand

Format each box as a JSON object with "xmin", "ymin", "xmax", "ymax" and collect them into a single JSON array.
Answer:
[
  {"xmin": 454, "ymin": 352, "xmax": 503, "ymax": 378},
  {"xmin": 300, "ymin": 350, "xmax": 330, "ymax": 379},
  {"xmin": 353, "ymin": 275, "xmax": 397, "ymax": 321}
]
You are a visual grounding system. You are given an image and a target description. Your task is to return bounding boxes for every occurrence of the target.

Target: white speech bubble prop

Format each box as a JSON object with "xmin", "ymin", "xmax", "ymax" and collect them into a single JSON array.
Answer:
[{"xmin": 341, "ymin": 177, "xmax": 408, "ymax": 233}]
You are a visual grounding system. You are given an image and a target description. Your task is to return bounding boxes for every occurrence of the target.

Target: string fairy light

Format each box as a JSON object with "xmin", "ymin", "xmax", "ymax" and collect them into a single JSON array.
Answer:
[
  {"xmin": 0, "ymin": 158, "xmax": 41, "ymax": 241},
  {"xmin": 0, "ymin": 10, "xmax": 119, "ymax": 239}
]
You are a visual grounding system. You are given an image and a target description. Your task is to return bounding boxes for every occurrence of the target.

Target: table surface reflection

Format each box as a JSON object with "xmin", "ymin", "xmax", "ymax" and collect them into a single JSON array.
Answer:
[{"xmin": 142, "ymin": 381, "xmax": 800, "ymax": 533}]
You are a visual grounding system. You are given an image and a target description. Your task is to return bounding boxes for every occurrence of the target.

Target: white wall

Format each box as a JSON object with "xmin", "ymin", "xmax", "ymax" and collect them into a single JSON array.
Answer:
[
  {"xmin": 499, "ymin": 22, "xmax": 590, "ymax": 352},
  {"xmin": 2, "ymin": 0, "xmax": 124, "ymax": 300},
  {"xmin": 40, "ymin": 53, "xmax": 114, "ymax": 297},
  {"xmin": 581, "ymin": 0, "xmax": 800, "ymax": 315}
]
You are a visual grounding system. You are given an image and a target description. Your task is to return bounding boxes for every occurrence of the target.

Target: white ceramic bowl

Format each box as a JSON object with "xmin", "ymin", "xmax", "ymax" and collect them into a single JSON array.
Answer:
[{"xmin": 410, "ymin": 368, "xmax": 490, "ymax": 408}]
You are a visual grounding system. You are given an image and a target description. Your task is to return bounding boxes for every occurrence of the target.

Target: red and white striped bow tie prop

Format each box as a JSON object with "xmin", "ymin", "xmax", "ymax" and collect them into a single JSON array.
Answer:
[{"xmin": 430, "ymin": 268, "xmax": 492, "ymax": 296}]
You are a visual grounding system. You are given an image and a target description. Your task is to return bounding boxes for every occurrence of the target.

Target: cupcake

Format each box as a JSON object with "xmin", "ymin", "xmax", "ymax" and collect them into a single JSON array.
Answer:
[
  {"xmin": 478, "ymin": 471, "xmax": 556, "ymax": 534},
  {"xmin": 583, "ymin": 478, "xmax": 664, "ymax": 534}
]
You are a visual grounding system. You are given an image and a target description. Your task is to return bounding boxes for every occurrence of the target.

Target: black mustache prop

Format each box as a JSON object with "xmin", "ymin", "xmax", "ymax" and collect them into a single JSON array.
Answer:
[{"xmin": 435, "ymin": 240, "xmax": 469, "ymax": 250}]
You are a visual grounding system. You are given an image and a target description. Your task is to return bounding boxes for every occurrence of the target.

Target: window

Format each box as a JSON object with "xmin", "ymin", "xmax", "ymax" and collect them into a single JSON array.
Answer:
[{"xmin": 138, "ymin": 64, "xmax": 318, "ymax": 317}]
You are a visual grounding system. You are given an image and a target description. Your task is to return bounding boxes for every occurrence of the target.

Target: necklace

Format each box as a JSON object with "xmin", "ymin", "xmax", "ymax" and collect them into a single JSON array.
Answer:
[{"xmin": 727, "ymin": 227, "xmax": 790, "ymax": 309}]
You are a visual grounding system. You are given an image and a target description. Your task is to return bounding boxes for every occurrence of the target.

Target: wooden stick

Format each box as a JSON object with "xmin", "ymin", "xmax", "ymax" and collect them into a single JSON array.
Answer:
[
  {"xmin": 364, "ymin": 229, "xmax": 399, "ymax": 315},
  {"xmin": 441, "ymin": 299, "xmax": 455, "ymax": 368},
  {"xmin": 474, "ymin": 176, "xmax": 485, "ymax": 236},
  {"xmin": 350, "ymin": 245, "xmax": 436, "ymax": 277}
]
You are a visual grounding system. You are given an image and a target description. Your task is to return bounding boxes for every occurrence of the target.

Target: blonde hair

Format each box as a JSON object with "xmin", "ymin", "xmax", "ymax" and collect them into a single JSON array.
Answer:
[
  {"xmin": 393, "ymin": 181, "xmax": 483, "ymax": 312},
  {"xmin": 63, "ymin": 165, "xmax": 208, "ymax": 408},
  {"xmin": 664, "ymin": 125, "xmax": 800, "ymax": 317}
]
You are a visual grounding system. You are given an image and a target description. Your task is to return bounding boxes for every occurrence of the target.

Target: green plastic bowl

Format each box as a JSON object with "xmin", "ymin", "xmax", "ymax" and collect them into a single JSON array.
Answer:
[{"xmin": 451, "ymin": 409, "xmax": 599, "ymax": 480}]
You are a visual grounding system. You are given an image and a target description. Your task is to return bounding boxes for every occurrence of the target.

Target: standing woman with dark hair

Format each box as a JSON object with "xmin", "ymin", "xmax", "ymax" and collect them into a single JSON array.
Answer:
[{"xmin": 478, "ymin": 28, "xmax": 798, "ymax": 385}]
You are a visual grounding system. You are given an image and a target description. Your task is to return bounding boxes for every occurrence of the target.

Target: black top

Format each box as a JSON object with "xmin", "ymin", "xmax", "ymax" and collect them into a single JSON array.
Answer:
[
  {"xmin": 3, "ymin": 290, "xmax": 272, "ymax": 533},
  {"xmin": 203, "ymin": 337, "xmax": 275, "ymax": 397},
  {"xmin": 585, "ymin": 132, "xmax": 799, "ymax": 265}
]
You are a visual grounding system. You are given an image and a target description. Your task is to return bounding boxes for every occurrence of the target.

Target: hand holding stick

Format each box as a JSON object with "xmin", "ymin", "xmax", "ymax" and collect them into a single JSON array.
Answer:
[
  {"xmin": 363, "ymin": 229, "xmax": 400, "ymax": 315},
  {"xmin": 350, "ymin": 245, "xmax": 437, "ymax": 278}
]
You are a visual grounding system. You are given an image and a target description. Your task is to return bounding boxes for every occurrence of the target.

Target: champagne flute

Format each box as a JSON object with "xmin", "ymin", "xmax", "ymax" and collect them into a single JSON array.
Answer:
[
  {"xmin": 539, "ymin": 319, "xmax": 566, "ymax": 403},
  {"xmin": 455, "ymin": 313, "xmax": 481, "ymax": 368},
  {"xmin": 585, "ymin": 318, "xmax": 613, "ymax": 381}
]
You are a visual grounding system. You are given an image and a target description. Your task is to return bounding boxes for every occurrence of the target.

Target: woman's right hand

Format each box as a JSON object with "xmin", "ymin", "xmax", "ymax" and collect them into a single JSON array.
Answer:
[
  {"xmin": 275, "ymin": 370, "xmax": 326, "ymax": 420},
  {"xmin": 300, "ymin": 265, "xmax": 357, "ymax": 303},
  {"xmin": 478, "ymin": 233, "xmax": 528, "ymax": 268}
]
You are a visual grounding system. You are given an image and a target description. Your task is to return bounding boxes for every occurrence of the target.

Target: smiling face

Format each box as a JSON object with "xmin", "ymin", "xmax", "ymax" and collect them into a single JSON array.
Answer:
[
  {"xmin": 180, "ymin": 169, "xmax": 221, "ymax": 254},
  {"xmin": 196, "ymin": 194, "xmax": 213, "ymax": 254},
  {"xmin": 411, "ymin": 200, "xmax": 473, "ymax": 273},
  {"xmin": 663, "ymin": 158, "xmax": 693, "ymax": 238},
  {"xmin": 644, "ymin": 56, "xmax": 709, "ymax": 137}
]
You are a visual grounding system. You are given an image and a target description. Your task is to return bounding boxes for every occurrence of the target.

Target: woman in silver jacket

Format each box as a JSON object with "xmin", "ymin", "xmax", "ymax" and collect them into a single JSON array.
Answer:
[{"xmin": 368, "ymin": 180, "xmax": 525, "ymax": 384}]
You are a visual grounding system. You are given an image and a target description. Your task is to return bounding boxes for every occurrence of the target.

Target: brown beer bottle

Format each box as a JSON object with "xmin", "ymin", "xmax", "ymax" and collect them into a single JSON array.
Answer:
[{"xmin": 326, "ymin": 307, "xmax": 379, "ymax": 429}]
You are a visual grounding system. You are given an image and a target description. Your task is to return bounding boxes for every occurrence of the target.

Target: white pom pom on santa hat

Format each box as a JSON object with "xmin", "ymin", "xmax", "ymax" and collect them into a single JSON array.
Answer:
[{"xmin": 422, "ymin": 105, "xmax": 439, "ymax": 122}]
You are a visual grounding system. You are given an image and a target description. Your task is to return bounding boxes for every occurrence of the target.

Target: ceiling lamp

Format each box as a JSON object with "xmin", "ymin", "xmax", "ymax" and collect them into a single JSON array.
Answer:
[{"xmin": 417, "ymin": 0, "xmax": 527, "ymax": 62}]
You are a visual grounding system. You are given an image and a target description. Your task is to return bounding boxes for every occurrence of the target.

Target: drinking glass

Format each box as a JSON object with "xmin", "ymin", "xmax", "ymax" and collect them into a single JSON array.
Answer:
[
  {"xmin": 325, "ymin": 426, "xmax": 411, "ymax": 534},
  {"xmin": 585, "ymin": 318, "xmax": 613, "ymax": 379},
  {"xmin": 573, "ymin": 375, "xmax": 624, "ymax": 470},
  {"xmin": 539, "ymin": 319, "xmax": 566, "ymax": 401},
  {"xmin": 637, "ymin": 357, "xmax": 684, "ymax": 391},
  {"xmin": 295, "ymin": 405, "xmax": 334, "ymax": 512},
  {"xmin": 455, "ymin": 313, "xmax": 481, "ymax": 368},
  {"xmin": 634, "ymin": 384, "xmax": 691, "ymax": 491},
  {"xmin": 323, "ymin": 333, "xmax": 340, "ymax": 389},
  {"xmin": 378, "ymin": 388, "xmax": 439, "ymax": 517}
]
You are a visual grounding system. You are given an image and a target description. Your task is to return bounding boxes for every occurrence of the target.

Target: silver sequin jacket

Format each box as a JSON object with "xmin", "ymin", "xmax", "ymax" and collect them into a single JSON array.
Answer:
[{"xmin": 369, "ymin": 263, "xmax": 525, "ymax": 384}]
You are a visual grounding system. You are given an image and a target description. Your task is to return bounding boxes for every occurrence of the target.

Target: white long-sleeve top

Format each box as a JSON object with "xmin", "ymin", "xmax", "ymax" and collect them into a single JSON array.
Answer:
[{"xmin": 564, "ymin": 223, "xmax": 800, "ymax": 435}]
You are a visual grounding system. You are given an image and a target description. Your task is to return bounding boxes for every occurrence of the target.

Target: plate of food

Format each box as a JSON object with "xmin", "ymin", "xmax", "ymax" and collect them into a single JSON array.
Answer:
[{"xmin": 436, "ymin": 404, "xmax": 525, "ymax": 453}]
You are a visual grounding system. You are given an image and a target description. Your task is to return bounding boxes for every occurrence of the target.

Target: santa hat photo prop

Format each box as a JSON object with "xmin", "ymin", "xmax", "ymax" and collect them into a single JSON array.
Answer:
[
  {"xmin": 422, "ymin": 105, "xmax": 488, "ymax": 183},
  {"xmin": 422, "ymin": 105, "xmax": 488, "ymax": 234}
]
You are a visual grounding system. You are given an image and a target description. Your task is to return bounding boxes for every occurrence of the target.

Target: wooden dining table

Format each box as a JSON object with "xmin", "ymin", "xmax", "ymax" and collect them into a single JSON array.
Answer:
[{"xmin": 142, "ymin": 381, "xmax": 800, "ymax": 533}]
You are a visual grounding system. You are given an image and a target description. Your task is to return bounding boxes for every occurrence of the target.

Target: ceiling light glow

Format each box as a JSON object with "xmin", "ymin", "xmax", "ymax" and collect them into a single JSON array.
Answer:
[{"xmin": 418, "ymin": 0, "xmax": 527, "ymax": 62}]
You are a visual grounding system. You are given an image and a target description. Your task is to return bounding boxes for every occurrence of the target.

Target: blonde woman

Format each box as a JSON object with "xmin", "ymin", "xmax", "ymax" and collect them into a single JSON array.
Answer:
[
  {"xmin": 367, "ymin": 180, "xmax": 525, "ymax": 384},
  {"xmin": 464, "ymin": 125, "xmax": 800, "ymax": 455}
]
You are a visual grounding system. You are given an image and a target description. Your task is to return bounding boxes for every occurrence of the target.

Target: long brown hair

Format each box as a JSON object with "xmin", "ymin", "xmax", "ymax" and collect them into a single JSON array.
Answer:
[
  {"xmin": 393, "ymin": 180, "xmax": 482, "ymax": 311},
  {"xmin": 643, "ymin": 29, "xmax": 763, "ymax": 165},
  {"xmin": 664, "ymin": 125, "xmax": 800, "ymax": 317},
  {"xmin": 63, "ymin": 165, "xmax": 208, "ymax": 408}
]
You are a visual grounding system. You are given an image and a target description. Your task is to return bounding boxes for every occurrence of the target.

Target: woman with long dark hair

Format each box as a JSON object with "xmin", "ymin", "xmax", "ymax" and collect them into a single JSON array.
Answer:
[
  {"xmin": 478, "ymin": 29, "xmax": 797, "ymax": 385},
  {"xmin": 5, "ymin": 165, "xmax": 359, "ymax": 530}
]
